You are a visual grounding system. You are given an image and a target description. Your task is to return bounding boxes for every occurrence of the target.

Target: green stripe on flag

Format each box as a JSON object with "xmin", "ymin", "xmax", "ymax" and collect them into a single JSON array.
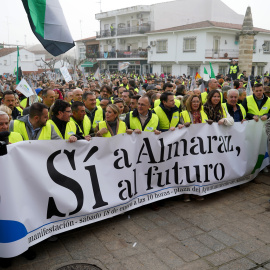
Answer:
[
  {"xmin": 27, "ymin": 0, "xmax": 46, "ymax": 38},
  {"xmin": 251, "ymin": 155, "xmax": 265, "ymax": 174}
]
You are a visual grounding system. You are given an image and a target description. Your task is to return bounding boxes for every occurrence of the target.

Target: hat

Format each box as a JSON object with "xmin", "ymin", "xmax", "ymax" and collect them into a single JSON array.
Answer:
[{"xmin": 35, "ymin": 88, "xmax": 42, "ymax": 95}]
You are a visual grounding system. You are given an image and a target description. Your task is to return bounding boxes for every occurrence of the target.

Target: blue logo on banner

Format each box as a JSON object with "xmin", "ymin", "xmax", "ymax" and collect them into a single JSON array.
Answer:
[{"xmin": 0, "ymin": 220, "xmax": 27, "ymax": 243}]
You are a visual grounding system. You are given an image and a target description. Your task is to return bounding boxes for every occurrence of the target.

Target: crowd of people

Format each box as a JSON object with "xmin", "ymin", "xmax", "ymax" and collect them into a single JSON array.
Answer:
[{"xmin": 0, "ymin": 70, "xmax": 270, "ymax": 267}]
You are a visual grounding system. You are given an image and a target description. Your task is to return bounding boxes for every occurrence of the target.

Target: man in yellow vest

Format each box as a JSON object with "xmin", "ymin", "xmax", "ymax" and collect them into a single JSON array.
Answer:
[
  {"xmin": 9, "ymin": 103, "xmax": 61, "ymax": 140},
  {"xmin": 70, "ymin": 101, "xmax": 92, "ymax": 139},
  {"xmin": 48, "ymin": 100, "xmax": 88, "ymax": 142},
  {"xmin": 242, "ymin": 83, "xmax": 270, "ymax": 121},
  {"xmin": 222, "ymin": 89, "xmax": 246, "ymax": 123},
  {"xmin": 83, "ymin": 92, "xmax": 105, "ymax": 129},
  {"xmin": 229, "ymin": 59, "xmax": 239, "ymax": 80},
  {"xmin": 0, "ymin": 111, "xmax": 23, "ymax": 143},
  {"xmin": 120, "ymin": 76, "xmax": 129, "ymax": 90},
  {"xmin": 153, "ymin": 92, "xmax": 183, "ymax": 132},
  {"xmin": 2, "ymin": 90, "xmax": 22, "ymax": 119},
  {"xmin": 201, "ymin": 79, "xmax": 223, "ymax": 104},
  {"xmin": 125, "ymin": 95, "xmax": 160, "ymax": 134}
]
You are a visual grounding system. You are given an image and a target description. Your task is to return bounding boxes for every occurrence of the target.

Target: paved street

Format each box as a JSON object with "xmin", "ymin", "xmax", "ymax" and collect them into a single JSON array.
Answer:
[{"xmin": 7, "ymin": 172, "xmax": 270, "ymax": 270}]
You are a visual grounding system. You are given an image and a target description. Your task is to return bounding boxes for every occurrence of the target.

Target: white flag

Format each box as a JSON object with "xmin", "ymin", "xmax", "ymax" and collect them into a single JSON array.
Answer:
[
  {"xmin": 60, "ymin": 67, "xmax": 72, "ymax": 82},
  {"xmin": 16, "ymin": 78, "xmax": 35, "ymax": 98}
]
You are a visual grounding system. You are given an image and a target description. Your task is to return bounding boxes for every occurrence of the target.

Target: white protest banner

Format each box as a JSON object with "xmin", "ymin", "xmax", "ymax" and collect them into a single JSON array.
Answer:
[
  {"xmin": 15, "ymin": 78, "xmax": 35, "ymax": 97},
  {"xmin": 118, "ymin": 62, "xmax": 130, "ymax": 71},
  {"xmin": 0, "ymin": 121, "xmax": 269, "ymax": 258},
  {"xmin": 60, "ymin": 66, "xmax": 72, "ymax": 82}
]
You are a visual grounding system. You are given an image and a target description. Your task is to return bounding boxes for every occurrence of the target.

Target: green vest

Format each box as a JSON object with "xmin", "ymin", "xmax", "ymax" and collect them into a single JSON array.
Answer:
[
  {"xmin": 154, "ymin": 98, "xmax": 181, "ymax": 108},
  {"xmin": 99, "ymin": 120, "xmax": 126, "ymax": 137},
  {"xmin": 181, "ymin": 110, "xmax": 208, "ymax": 123},
  {"xmin": 47, "ymin": 120, "xmax": 77, "ymax": 139},
  {"xmin": 91, "ymin": 106, "xmax": 104, "ymax": 129},
  {"xmin": 13, "ymin": 120, "xmax": 52, "ymax": 140},
  {"xmin": 246, "ymin": 96, "xmax": 270, "ymax": 116},
  {"xmin": 129, "ymin": 111, "xmax": 159, "ymax": 132},
  {"xmin": 8, "ymin": 131, "xmax": 23, "ymax": 143},
  {"xmin": 70, "ymin": 115, "xmax": 91, "ymax": 136},
  {"xmin": 201, "ymin": 91, "xmax": 223, "ymax": 105},
  {"xmin": 222, "ymin": 103, "xmax": 246, "ymax": 119},
  {"xmin": 154, "ymin": 106, "xmax": 179, "ymax": 130},
  {"xmin": 230, "ymin": 65, "xmax": 238, "ymax": 74}
]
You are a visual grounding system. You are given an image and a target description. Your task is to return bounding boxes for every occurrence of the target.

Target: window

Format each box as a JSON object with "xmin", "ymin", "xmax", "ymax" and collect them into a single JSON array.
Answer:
[
  {"xmin": 79, "ymin": 47, "xmax": 85, "ymax": 60},
  {"xmin": 263, "ymin": 41, "xmax": 270, "ymax": 53},
  {"xmin": 104, "ymin": 24, "xmax": 109, "ymax": 30},
  {"xmin": 219, "ymin": 66, "xmax": 227, "ymax": 76},
  {"xmin": 183, "ymin": 37, "xmax": 196, "ymax": 52},
  {"xmin": 157, "ymin": 40, "xmax": 167, "ymax": 53},
  {"xmin": 118, "ymin": 23, "xmax": 125, "ymax": 29},
  {"xmin": 188, "ymin": 66, "xmax": 199, "ymax": 77},
  {"xmin": 161, "ymin": 65, "xmax": 172, "ymax": 75},
  {"xmin": 257, "ymin": 66, "xmax": 264, "ymax": 75}
]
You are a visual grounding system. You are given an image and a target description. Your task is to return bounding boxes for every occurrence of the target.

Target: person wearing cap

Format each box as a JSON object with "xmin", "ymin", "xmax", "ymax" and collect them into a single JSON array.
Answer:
[
  {"xmin": 242, "ymin": 83, "xmax": 270, "ymax": 121},
  {"xmin": 229, "ymin": 60, "xmax": 239, "ymax": 80}
]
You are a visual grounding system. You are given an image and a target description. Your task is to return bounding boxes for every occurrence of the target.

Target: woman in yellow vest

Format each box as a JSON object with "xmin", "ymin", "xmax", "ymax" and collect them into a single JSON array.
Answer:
[
  {"xmin": 203, "ymin": 90, "xmax": 234, "ymax": 126},
  {"xmin": 180, "ymin": 95, "xmax": 208, "ymax": 125},
  {"xmin": 95, "ymin": 104, "xmax": 126, "ymax": 137}
]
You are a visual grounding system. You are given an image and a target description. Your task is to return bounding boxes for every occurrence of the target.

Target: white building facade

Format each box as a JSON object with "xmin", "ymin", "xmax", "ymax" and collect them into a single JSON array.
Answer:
[
  {"xmin": 147, "ymin": 21, "xmax": 270, "ymax": 76},
  {"xmin": 0, "ymin": 48, "xmax": 39, "ymax": 75},
  {"xmin": 94, "ymin": 0, "xmax": 244, "ymax": 73}
]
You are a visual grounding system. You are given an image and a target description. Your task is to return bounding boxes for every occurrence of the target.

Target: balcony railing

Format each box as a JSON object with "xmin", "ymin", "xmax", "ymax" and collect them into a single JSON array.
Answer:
[
  {"xmin": 96, "ymin": 23, "xmax": 152, "ymax": 38},
  {"xmin": 97, "ymin": 50, "xmax": 148, "ymax": 59},
  {"xmin": 205, "ymin": 49, "xmax": 239, "ymax": 59}
]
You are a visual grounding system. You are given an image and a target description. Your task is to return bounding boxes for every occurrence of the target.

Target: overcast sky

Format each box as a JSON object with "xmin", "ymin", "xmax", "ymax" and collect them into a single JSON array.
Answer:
[{"xmin": 0, "ymin": 0, "xmax": 269, "ymax": 46}]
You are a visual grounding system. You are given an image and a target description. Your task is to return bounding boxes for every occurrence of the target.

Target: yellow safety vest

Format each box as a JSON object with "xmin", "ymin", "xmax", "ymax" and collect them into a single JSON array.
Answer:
[
  {"xmin": 47, "ymin": 120, "xmax": 77, "ymax": 139},
  {"xmin": 16, "ymin": 107, "xmax": 23, "ymax": 116},
  {"xmin": 230, "ymin": 65, "xmax": 238, "ymax": 74},
  {"xmin": 91, "ymin": 106, "xmax": 104, "ymax": 129},
  {"xmin": 180, "ymin": 110, "xmax": 208, "ymax": 123},
  {"xmin": 129, "ymin": 111, "xmax": 159, "ymax": 132},
  {"xmin": 120, "ymin": 84, "xmax": 129, "ymax": 90},
  {"xmin": 222, "ymin": 103, "xmax": 246, "ymax": 119},
  {"xmin": 99, "ymin": 120, "xmax": 126, "ymax": 137},
  {"xmin": 13, "ymin": 120, "xmax": 52, "ymax": 140},
  {"xmin": 246, "ymin": 96, "xmax": 270, "ymax": 116},
  {"xmin": 8, "ymin": 131, "xmax": 23, "ymax": 143},
  {"xmin": 96, "ymin": 99, "xmax": 100, "ymax": 106},
  {"xmin": 237, "ymin": 73, "xmax": 244, "ymax": 79},
  {"xmin": 154, "ymin": 106, "xmax": 179, "ymax": 130},
  {"xmin": 154, "ymin": 98, "xmax": 181, "ymax": 108},
  {"xmin": 201, "ymin": 92, "xmax": 223, "ymax": 105},
  {"xmin": 70, "ymin": 115, "xmax": 91, "ymax": 136}
]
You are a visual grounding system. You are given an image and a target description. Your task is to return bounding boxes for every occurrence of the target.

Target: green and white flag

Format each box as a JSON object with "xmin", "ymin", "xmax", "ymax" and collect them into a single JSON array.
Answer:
[
  {"xmin": 203, "ymin": 67, "xmax": 209, "ymax": 81},
  {"xmin": 21, "ymin": 0, "xmax": 75, "ymax": 56},
  {"xmin": 209, "ymin": 62, "xmax": 215, "ymax": 79}
]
